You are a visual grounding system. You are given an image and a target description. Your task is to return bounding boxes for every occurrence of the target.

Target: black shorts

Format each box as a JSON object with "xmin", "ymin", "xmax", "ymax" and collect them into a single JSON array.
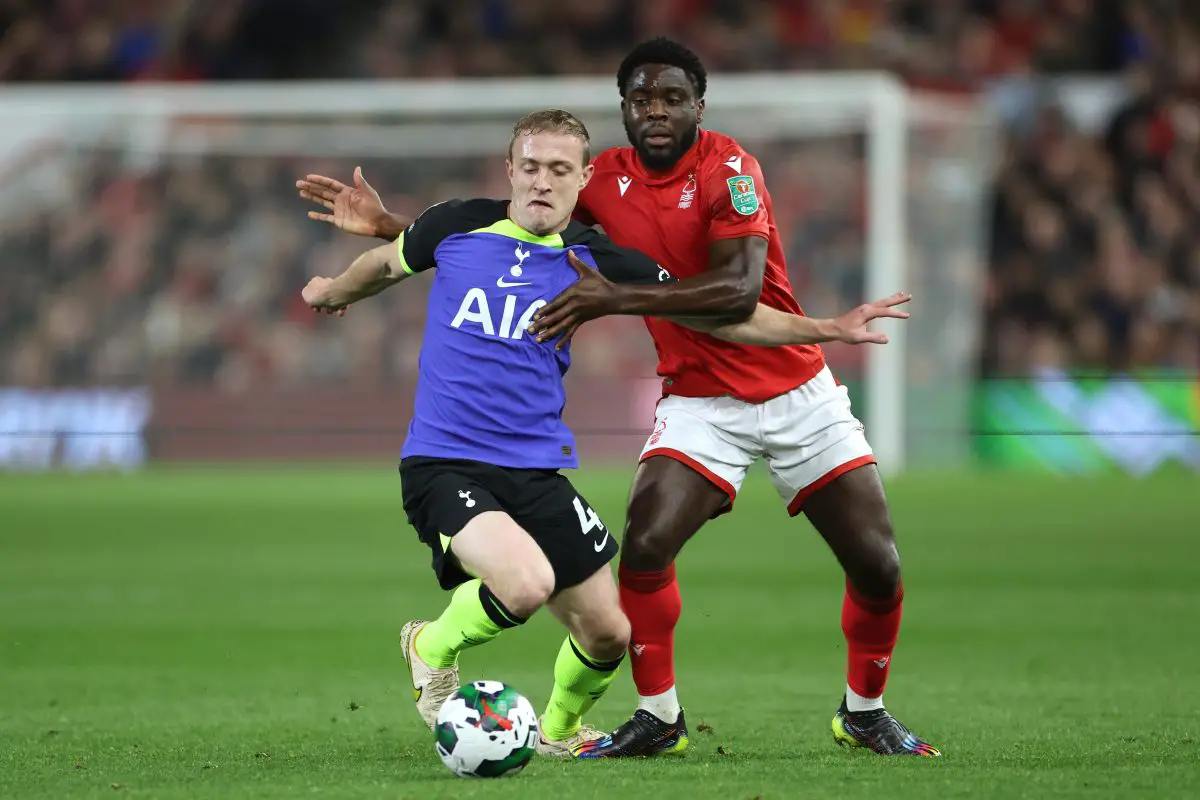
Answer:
[{"xmin": 399, "ymin": 456, "xmax": 617, "ymax": 593}]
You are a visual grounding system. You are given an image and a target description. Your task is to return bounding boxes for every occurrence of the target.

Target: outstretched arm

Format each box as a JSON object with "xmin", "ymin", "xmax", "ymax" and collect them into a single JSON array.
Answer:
[
  {"xmin": 677, "ymin": 293, "xmax": 911, "ymax": 346},
  {"xmin": 297, "ymin": 167, "xmax": 411, "ymax": 241},
  {"xmin": 301, "ymin": 198, "xmax": 465, "ymax": 314},
  {"xmin": 581, "ymin": 235, "xmax": 765, "ymax": 320},
  {"xmin": 531, "ymin": 235, "xmax": 765, "ymax": 338},
  {"xmin": 529, "ymin": 250, "xmax": 909, "ymax": 348},
  {"xmin": 301, "ymin": 240, "xmax": 410, "ymax": 315}
]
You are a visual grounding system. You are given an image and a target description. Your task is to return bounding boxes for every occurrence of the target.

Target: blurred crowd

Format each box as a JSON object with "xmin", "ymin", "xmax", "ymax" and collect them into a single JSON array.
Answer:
[
  {"xmin": 984, "ymin": 76, "xmax": 1200, "ymax": 375},
  {"xmin": 1, "ymin": 0, "xmax": 1198, "ymax": 390},
  {"xmin": 0, "ymin": 0, "xmax": 1167, "ymax": 84}
]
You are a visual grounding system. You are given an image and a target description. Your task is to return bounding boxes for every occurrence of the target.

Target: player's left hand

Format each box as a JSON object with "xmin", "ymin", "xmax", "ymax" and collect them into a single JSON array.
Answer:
[
  {"xmin": 297, "ymin": 167, "xmax": 390, "ymax": 239},
  {"xmin": 302, "ymin": 277, "xmax": 349, "ymax": 316},
  {"xmin": 831, "ymin": 292, "xmax": 912, "ymax": 345},
  {"xmin": 529, "ymin": 250, "xmax": 618, "ymax": 349}
]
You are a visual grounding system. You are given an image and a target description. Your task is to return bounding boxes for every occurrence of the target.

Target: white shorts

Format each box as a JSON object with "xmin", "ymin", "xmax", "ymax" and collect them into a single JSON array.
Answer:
[{"xmin": 639, "ymin": 366, "xmax": 876, "ymax": 516}]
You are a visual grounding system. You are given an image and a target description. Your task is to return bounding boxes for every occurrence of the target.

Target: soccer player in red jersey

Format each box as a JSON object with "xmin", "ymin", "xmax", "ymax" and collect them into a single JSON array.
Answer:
[
  {"xmin": 529, "ymin": 38, "xmax": 940, "ymax": 759},
  {"xmin": 295, "ymin": 39, "xmax": 939, "ymax": 758}
]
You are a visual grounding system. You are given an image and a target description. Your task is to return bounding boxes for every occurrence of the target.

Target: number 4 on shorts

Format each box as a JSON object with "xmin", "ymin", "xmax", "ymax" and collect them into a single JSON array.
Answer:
[{"xmin": 572, "ymin": 497, "xmax": 605, "ymax": 534}]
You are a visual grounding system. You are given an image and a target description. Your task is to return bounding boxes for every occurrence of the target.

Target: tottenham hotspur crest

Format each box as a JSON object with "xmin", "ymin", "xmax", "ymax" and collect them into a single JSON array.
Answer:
[
  {"xmin": 496, "ymin": 245, "xmax": 533, "ymax": 288},
  {"xmin": 512, "ymin": 244, "xmax": 531, "ymax": 274}
]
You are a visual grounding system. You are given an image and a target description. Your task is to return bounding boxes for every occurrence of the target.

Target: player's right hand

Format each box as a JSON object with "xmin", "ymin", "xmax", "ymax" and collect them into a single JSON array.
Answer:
[
  {"xmin": 297, "ymin": 166, "xmax": 389, "ymax": 238},
  {"xmin": 530, "ymin": 250, "xmax": 620, "ymax": 349},
  {"xmin": 302, "ymin": 276, "xmax": 348, "ymax": 316},
  {"xmin": 831, "ymin": 292, "xmax": 911, "ymax": 345}
]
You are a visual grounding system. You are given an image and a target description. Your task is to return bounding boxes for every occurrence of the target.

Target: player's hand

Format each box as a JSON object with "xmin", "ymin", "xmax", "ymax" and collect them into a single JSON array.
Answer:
[
  {"xmin": 530, "ymin": 250, "xmax": 619, "ymax": 349},
  {"xmin": 297, "ymin": 167, "xmax": 389, "ymax": 238},
  {"xmin": 830, "ymin": 292, "xmax": 911, "ymax": 345},
  {"xmin": 302, "ymin": 277, "xmax": 349, "ymax": 316}
]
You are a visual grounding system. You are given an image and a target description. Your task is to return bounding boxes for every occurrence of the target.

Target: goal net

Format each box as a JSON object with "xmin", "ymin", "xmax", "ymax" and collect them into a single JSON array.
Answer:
[{"xmin": 0, "ymin": 75, "xmax": 999, "ymax": 472}]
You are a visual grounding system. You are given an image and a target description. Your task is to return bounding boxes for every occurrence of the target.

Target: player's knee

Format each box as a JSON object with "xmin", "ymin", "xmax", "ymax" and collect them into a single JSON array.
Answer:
[
  {"xmin": 621, "ymin": 520, "xmax": 679, "ymax": 571},
  {"xmin": 872, "ymin": 543, "xmax": 902, "ymax": 598},
  {"xmin": 494, "ymin": 560, "xmax": 556, "ymax": 618},
  {"xmin": 575, "ymin": 612, "xmax": 631, "ymax": 663},
  {"xmin": 850, "ymin": 522, "xmax": 902, "ymax": 599}
]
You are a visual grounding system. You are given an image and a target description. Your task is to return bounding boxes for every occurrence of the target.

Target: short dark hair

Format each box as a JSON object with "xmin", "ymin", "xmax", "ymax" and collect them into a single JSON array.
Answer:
[
  {"xmin": 508, "ymin": 108, "xmax": 591, "ymax": 165},
  {"xmin": 616, "ymin": 37, "xmax": 707, "ymax": 99}
]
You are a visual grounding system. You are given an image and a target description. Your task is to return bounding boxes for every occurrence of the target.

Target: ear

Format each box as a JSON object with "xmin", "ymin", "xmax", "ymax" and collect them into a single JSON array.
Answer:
[
  {"xmin": 696, "ymin": 98, "xmax": 705, "ymax": 126},
  {"xmin": 579, "ymin": 162, "xmax": 594, "ymax": 190},
  {"xmin": 506, "ymin": 159, "xmax": 514, "ymax": 182}
]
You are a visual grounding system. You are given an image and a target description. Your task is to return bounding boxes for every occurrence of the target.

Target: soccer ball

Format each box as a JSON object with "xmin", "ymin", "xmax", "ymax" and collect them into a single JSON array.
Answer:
[{"xmin": 434, "ymin": 680, "xmax": 538, "ymax": 778}]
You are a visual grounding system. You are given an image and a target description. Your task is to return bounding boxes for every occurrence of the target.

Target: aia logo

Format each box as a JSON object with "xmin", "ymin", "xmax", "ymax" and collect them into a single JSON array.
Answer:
[{"xmin": 450, "ymin": 289, "xmax": 546, "ymax": 341}]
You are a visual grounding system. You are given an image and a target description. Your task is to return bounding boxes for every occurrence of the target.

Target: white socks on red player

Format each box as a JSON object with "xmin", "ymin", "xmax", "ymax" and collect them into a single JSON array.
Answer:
[
  {"xmin": 637, "ymin": 687, "xmax": 681, "ymax": 724},
  {"xmin": 845, "ymin": 684, "xmax": 885, "ymax": 712},
  {"xmin": 642, "ymin": 685, "xmax": 880, "ymax": 720}
]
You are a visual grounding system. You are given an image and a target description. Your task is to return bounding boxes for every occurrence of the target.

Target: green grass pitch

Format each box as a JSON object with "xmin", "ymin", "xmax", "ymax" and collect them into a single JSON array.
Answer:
[{"xmin": 2, "ymin": 466, "xmax": 1198, "ymax": 799}]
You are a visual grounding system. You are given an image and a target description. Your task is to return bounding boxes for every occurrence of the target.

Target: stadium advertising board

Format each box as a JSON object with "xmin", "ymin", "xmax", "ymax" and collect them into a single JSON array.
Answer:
[
  {"xmin": 6, "ymin": 377, "xmax": 1197, "ymax": 475},
  {"xmin": 145, "ymin": 378, "xmax": 653, "ymax": 464},
  {"xmin": 974, "ymin": 374, "xmax": 1200, "ymax": 475},
  {"xmin": 0, "ymin": 380, "xmax": 655, "ymax": 470},
  {"xmin": 0, "ymin": 388, "xmax": 151, "ymax": 471}
]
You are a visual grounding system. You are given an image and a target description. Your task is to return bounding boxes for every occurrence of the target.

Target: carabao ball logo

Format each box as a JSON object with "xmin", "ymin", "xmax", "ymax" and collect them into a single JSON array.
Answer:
[{"xmin": 726, "ymin": 175, "xmax": 759, "ymax": 216}]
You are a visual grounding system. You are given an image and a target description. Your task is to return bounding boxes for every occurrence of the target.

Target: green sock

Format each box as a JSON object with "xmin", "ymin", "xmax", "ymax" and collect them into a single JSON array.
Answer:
[
  {"xmin": 540, "ymin": 635, "xmax": 625, "ymax": 741},
  {"xmin": 415, "ymin": 579, "xmax": 525, "ymax": 669}
]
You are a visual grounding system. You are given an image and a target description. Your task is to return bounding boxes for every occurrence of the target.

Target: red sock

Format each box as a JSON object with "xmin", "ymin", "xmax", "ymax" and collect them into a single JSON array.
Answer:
[
  {"xmin": 842, "ymin": 577, "xmax": 904, "ymax": 699},
  {"xmin": 618, "ymin": 563, "xmax": 681, "ymax": 696}
]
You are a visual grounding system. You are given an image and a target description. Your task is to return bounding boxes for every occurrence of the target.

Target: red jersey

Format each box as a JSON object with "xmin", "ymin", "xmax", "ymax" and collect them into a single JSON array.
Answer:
[{"xmin": 576, "ymin": 130, "xmax": 825, "ymax": 403}]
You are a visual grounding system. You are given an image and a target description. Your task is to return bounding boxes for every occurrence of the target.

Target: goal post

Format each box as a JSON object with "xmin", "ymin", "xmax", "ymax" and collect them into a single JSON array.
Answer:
[{"xmin": 0, "ymin": 75, "xmax": 999, "ymax": 472}]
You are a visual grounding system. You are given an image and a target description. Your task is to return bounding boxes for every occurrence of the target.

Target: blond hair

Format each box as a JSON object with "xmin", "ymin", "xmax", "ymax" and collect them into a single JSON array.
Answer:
[{"xmin": 508, "ymin": 109, "xmax": 591, "ymax": 165}]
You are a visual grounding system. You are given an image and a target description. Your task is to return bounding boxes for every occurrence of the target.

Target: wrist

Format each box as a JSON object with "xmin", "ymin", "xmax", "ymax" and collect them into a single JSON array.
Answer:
[
  {"xmin": 608, "ymin": 285, "xmax": 642, "ymax": 315},
  {"xmin": 324, "ymin": 278, "xmax": 355, "ymax": 307},
  {"xmin": 374, "ymin": 211, "xmax": 406, "ymax": 240},
  {"xmin": 815, "ymin": 317, "xmax": 843, "ymax": 342}
]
